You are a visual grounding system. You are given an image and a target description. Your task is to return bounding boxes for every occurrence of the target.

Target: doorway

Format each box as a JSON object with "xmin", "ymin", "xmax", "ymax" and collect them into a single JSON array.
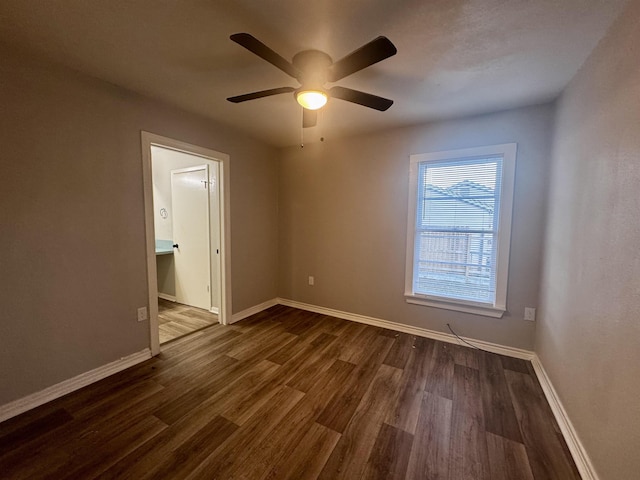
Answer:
[{"xmin": 141, "ymin": 132, "xmax": 231, "ymax": 355}]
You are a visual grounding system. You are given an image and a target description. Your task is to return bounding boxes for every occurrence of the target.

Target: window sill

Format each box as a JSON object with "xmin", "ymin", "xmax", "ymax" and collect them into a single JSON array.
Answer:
[{"xmin": 405, "ymin": 294, "xmax": 505, "ymax": 318}]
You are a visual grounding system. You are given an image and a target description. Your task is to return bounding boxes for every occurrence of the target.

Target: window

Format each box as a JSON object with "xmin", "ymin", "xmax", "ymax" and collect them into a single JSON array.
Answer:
[{"xmin": 405, "ymin": 143, "xmax": 517, "ymax": 318}]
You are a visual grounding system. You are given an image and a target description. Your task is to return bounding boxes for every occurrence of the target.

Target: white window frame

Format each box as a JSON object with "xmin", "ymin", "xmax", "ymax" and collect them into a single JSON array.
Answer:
[{"xmin": 404, "ymin": 143, "xmax": 517, "ymax": 318}]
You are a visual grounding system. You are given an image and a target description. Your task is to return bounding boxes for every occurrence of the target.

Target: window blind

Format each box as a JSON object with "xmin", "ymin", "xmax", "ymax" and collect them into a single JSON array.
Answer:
[{"xmin": 413, "ymin": 156, "xmax": 503, "ymax": 304}]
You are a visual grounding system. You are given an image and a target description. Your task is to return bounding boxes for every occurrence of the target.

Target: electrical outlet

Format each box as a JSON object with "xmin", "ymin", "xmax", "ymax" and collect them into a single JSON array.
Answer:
[
  {"xmin": 308, "ymin": 276, "xmax": 314, "ymax": 286},
  {"xmin": 137, "ymin": 306, "xmax": 148, "ymax": 322},
  {"xmin": 524, "ymin": 307, "xmax": 536, "ymax": 321}
]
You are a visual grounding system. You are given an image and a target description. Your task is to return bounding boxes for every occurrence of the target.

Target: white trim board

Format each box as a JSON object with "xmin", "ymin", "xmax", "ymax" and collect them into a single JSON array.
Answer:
[
  {"xmin": 0, "ymin": 349, "xmax": 152, "ymax": 423},
  {"xmin": 531, "ymin": 355, "xmax": 599, "ymax": 480},
  {"xmin": 231, "ymin": 298, "xmax": 278, "ymax": 324},
  {"xmin": 276, "ymin": 298, "xmax": 534, "ymax": 360},
  {"xmin": 158, "ymin": 294, "xmax": 218, "ymax": 315}
]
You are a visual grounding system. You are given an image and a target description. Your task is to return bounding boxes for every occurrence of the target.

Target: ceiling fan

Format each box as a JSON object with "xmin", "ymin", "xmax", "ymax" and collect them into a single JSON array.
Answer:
[{"xmin": 227, "ymin": 33, "xmax": 397, "ymax": 128}]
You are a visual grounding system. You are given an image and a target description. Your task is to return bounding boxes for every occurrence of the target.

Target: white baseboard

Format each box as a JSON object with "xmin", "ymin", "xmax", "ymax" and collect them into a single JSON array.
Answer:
[
  {"xmin": 230, "ymin": 298, "xmax": 278, "ymax": 324},
  {"xmin": 1, "ymin": 298, "xmax": 590, "ymax": 480},
  {"xmin": 531, "ymin": 355, "xmax": 598, "ymax": 480},
  {"xmin": 0, "ymin": 348, "xmax": 152, "ymax": 423},
  {"xmin": 158, "ymin": 294, "xmax": 217, "ymax": 315},
  {"xmin": 276, "ymin": 298, "xmax": 534, "ymax": 360},
  {"xmin": 275, "ymin": 299, "xmax": 596, "ymax": 476}
]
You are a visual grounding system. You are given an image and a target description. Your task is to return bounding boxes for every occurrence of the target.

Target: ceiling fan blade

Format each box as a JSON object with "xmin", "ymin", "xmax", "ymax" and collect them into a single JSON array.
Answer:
[
  {"xmin": 329, "ymin": 86, "xmax": 393, "ymax": 111},
  {"xmin": 230, "ymin": 33, "xmax": 301, "ymax": 79},
  {"xmin": 303, "ymin": 109, "xmax": 317, "ymax": 128},
  {"xmin": 227, "ymin": 87, "xmax": 295, "ymax": 103},
  {"xmin": 327, "ymin": 36, "xmax": 397, "ymax": 82}
]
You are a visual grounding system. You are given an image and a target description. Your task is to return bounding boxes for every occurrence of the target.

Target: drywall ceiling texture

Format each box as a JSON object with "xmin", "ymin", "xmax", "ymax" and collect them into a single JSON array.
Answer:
[
  {"xmin": 536, "ymin": 1, "xmax": 640, "ymax": 478},
  {"xmin": 279, "ymin": 103, "xmax": 554, "ymax": 350},
  {"xmin": 0, "ymin": 45, "xmax": 279, "ymax": 405},
  {"xmin": 0, "ymin": 0, "xmax": 628, "ymax": 146}
]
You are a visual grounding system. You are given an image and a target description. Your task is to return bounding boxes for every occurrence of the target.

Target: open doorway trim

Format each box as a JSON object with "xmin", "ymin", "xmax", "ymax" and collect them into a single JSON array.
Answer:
[{"xmin": 141, "ymin": 131, "xmax": 232, "ymax": 356}]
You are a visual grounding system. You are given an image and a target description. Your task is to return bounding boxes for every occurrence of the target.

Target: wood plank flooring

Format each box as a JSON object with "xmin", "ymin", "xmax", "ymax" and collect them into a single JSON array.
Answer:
[
  {"xmin": 0, "ymin": 306, "xmax": 581, "ymax": 479},
  {"xmin": 158, "ymin": 298, "xmax": 218, "ymax": 344}
]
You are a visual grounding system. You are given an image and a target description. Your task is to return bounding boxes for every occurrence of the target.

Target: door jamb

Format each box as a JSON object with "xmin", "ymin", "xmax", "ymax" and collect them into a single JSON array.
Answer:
[{"xmin": 141, "ymin": 131, "xmax": 232, "ymax": 356}]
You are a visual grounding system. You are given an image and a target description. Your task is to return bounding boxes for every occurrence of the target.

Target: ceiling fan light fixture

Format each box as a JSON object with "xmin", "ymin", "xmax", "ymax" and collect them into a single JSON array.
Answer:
[{"xmin": 296, "ymin": 90, "xmax": 328, "ymax": 110}]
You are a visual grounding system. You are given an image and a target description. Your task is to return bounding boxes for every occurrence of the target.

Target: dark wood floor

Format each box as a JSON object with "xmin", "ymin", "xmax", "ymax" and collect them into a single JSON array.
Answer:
[
  {"xmin": 0, "ymin": 306, "xmax": 580, "ymax": 479},
  {"xmin": 158, "ymin": 298, "xmax": 218, "ymax": 344}
]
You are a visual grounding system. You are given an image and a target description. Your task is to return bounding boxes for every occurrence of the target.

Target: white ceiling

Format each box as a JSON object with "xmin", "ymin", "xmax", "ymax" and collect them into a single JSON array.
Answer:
[{"xmin": 0, "ymin": 0, "xmax": 628, "ymax": 147}]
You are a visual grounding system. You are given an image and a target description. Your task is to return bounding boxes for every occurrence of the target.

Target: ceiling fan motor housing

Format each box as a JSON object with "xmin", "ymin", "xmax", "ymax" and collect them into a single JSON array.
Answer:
[{"xmin": 292, "ymin": 50, "xmax": 333, "ymax": 89}]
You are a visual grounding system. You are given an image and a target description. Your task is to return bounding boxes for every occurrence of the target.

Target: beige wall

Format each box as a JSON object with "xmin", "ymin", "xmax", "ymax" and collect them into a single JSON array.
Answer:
[
  {"xmin": 279, "ymin": 103, "xmax": 554, "ymax": 350},
  {"xmin": 0, "ymin": 44, "xmax": 279, "ymax": 405},
  {"xmin": 536, "ymin": 1, "xmax": 640, "ymax": 478}
]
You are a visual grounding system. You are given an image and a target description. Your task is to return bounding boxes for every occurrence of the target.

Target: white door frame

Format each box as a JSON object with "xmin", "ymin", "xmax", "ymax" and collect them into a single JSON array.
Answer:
[{"xmin": 141, "ymin": 131, "xmax": 232, "ymax": 356}]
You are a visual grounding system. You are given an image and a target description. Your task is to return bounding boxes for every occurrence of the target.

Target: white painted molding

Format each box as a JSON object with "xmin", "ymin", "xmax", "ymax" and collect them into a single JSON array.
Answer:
[
  {"xmin": 0, "ymin": 349, "xmax": 152, "ymax": 423},
  {"xmin": 209, "ymin": 306, "xmax": 219, "ymax": 315},
  {"xmin": 276, "ymin": 298, "xmax": 534, "ymax": 360},
  {"xmin": 231, "ymin": 298, "xmax": 278, "ymax": 324},
  {"xmin": 158, "ymin": 293, "xmax": 176, "ymax": 302},
  {"xmin": 531, "ymin": 355, "xmax": 599, "ymax": 480},
  {"xmin": 405, "ymin": 295, "xmax": 505, "ymax": 318}
]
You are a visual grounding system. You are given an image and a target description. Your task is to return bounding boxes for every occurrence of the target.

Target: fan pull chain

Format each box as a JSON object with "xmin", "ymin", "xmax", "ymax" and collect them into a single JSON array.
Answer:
[{"xmin": 300, "ymin": 107, "xmax": 305, "ymax": 148}]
